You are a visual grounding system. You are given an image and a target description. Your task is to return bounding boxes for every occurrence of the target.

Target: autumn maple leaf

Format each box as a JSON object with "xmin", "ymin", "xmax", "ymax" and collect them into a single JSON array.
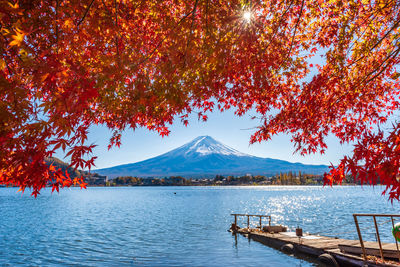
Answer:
[{"xmin": 9, "ymin": 28, "xmax": 24, "ymax": 47}]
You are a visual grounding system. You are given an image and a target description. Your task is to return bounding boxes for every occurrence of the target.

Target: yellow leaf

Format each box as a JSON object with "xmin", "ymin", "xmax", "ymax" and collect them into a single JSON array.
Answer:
[
  {"xmin": 9, "ymin": 28, "xmax": 25, "ymax": 47},
  {"xmin": 41, "ymin": 73, "xmax": 49, "ymax": 82},
  {"xmin": 1, "ymin": 28, "xmax": 9, "ymax": 34},
  {"xmin": 0, "ymin": 59, "xmax": 5, "ymax": 70},
  {"xmin": 391, "ymin": 72, "xmax": 400, "ymax": 80},
  {"xmin": 64, "ymin": 19, "xmax": 73, "ymax": 28},
  {"xmin": 19, "ymin": 48, "xmax": 28, "ymax": 56},
  {"xmin": 8, "ymin": 2, "xmax": 19, "ymax": 9}
]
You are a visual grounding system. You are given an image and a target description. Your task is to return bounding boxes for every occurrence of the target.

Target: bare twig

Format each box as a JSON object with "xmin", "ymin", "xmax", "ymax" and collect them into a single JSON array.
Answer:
[
  {"xmin": 101, "ymin": 0, "xmax": 113, "ymax": 15},
  {"xmin": 77, "ymin": 0, "xmax": 96, "ymax": 27}
]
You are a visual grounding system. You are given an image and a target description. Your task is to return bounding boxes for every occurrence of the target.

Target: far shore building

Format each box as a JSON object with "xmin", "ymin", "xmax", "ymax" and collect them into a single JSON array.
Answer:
[{"xmin": 85, "ymin": 173, "xmax": 108, "ymax": 185}]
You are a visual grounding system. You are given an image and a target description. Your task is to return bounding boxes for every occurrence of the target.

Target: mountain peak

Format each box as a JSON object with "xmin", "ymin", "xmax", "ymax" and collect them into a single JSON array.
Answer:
[
  {"xmin": 182, "ymin": 136, "xmax": 248, "ymax": 157},
  {"xmin": 191, "ymin": 135, "xmax": 213, "ymax": 143},
  {"xmin": 95, "ymin": 135, "xmax": 329, "ymax": 178}
]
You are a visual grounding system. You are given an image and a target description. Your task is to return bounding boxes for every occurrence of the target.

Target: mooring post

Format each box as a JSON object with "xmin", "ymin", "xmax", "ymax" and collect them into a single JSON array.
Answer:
[
  {"xmin": 269, "ymin": 216, "xmax": 271, "ymax": 226},
  {"xmin": 234, "ymin": 214, "xmax": 237, "ymax": 226},
  {"xmin": 373, "ymin": 216, "xmax": 385, "ymax": 263},
  {"xmin": 247, "ymin": 215, "xmax": 250, "ymax": 228},
  {"xmin": 259, "ymin": 216, "xmax": 262, "ymax": 229},
  {"xmin": 353, "ymin": 214, "xmax": 367, "ymax": 261},
  {"xmin": 391, "ymin": 216, "xmax": 400, "ymax": 262}
]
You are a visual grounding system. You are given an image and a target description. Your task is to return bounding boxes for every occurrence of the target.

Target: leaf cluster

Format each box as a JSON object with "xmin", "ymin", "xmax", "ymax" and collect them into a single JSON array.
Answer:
[{"xmin": 1, "ymin": 0, "xmax": 400, "ymax": 198}]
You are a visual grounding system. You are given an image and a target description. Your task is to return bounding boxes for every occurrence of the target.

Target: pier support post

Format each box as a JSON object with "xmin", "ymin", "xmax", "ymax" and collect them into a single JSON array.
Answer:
[
  {"xmin": 391, "ymin": 217, "xmax": 400, "ymax": 261},
  {"xmin": 353, "ymin": 215, "xmax": 367, "ymax": 261},
  {"xmin": 373, "ymin": 216, "xmax": 385, "ymax": 263}
]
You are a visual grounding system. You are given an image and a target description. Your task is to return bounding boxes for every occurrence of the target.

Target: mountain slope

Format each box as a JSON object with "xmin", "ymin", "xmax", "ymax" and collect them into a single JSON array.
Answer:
[{"xmin": 95, "ymin": 136, "xmax": 329, "ymax": 178}]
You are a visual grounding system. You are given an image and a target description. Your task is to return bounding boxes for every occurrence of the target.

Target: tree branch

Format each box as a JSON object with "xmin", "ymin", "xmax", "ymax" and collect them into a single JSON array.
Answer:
[
  {"xmin": 363, "ymin": 45, "xmax": 400, "ymax": 84},
  {"xmin": 260, "ymin": 0, "xmax": 295, "ymax": 55},
  {"xmin": 286, "ymin": 0, "xmax": 305, "ymax": 59},
  {"xmin": 77, "ymin": 0, "xmax": 96, "ymax": 28},
  {"xmin": 56, "ymin": 0, "xmax": 59, "ymax": 54},
  {"xmin": 135, "ymin": 3, "xmax": 201, "ymax": 68},
  {"xmin": 114, "ymin": 0, "xmax": 120, "ymax": 65},
  {"xmin": 183, "ymin": 0, "xmax": 200, "ymax": 67},
  {"xmin": 332, "ymin": 44, "xmax": 400, "ymax": 106},
  {"xmin": 350, "ymin": 16, "xmax": 400, "ymax": 66},
  {"xmin": 101, "ymin": 0, "xmax": 113, "ymax": 15}
]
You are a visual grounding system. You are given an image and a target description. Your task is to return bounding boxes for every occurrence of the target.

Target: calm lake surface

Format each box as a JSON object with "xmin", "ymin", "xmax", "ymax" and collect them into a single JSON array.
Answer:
[{"xmin": 1, "ymin": 186, "xmax": 400, "ymax": 266}]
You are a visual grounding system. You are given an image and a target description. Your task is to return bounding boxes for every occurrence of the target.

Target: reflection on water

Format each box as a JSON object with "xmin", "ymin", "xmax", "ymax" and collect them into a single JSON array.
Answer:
[{"xmin": 0, "ymin": 186, "xmax": 399, "ymax": 266}]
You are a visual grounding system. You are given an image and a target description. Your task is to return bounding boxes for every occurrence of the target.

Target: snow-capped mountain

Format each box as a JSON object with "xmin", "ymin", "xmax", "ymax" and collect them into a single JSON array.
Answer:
[
  {"xmin": 95, "ymin": 136, "xmax": 329, "ymax": 178},
  {"xmin": 166, "ymin": 136, "xmax": 249, "ymax": 157}
]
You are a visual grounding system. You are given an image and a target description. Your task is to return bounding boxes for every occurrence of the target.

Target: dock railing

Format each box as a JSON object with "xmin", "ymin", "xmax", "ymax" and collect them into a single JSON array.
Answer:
[
  {"xmin": 231, "ymin": 213, "xmax": 271, "ymax": 229},
  {"xmin": 353, "ymin": 213, "xmax": 400, "ymax": 263}
]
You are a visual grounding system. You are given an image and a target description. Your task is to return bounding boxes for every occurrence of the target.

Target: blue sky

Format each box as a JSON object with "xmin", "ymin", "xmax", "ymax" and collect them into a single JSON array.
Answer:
[{"xmin": 56, "ymin": 109, "xmax": 354, "ymax": 170}]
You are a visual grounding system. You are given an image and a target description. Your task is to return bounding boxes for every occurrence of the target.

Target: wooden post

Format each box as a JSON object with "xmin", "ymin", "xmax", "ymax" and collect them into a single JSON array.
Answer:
[
  {"xmin": 269, "ymin": 216, "xmax": 271, "ymax": 226},
  {"xmin": 234, "ymin": 214, "xmax": 237, "ymax": 227},
  {"xmin": 373, "ymin": 216, "xmax": 385, "ymax": 263},
  {"xmin": 354, "ymin": 214, "xmax": 367, "ymax": 261},
  {"xmin": 259, "ymin": 216, "xmax": 262, "ymax": 229},
  {"xmin": 247, "ymin": 215, "xmax": 250, "ymax": 228},
  {"xmin": 391, "ymin": 216, "xmax": 400, "ymax": 262}
]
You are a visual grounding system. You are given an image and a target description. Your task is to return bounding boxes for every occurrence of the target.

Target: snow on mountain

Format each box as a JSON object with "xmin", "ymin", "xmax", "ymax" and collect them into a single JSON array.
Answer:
[
  {"xmin": 95, "ymin": 136, "xmax": 329, "ymax": 178},
  {"xmin": 177, "ymin": 136, "xmax": 249, "ymax": 157}
]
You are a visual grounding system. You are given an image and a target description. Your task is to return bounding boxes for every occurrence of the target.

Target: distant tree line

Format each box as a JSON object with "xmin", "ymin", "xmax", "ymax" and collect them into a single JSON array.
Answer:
[
  {"xmin": 213, "ymin": 172, "xmax": 325, "ymax": 186},
  {"xmin": 108, "ymin": 176, "xmax": 192, "ymax": 186},
  {"xmin": 271, "ymin": 171, "xmax": 321, "ymax": 185},
  {"xmin": 102, "ymin": 172, "xmax": 361, "ymax": 187}
]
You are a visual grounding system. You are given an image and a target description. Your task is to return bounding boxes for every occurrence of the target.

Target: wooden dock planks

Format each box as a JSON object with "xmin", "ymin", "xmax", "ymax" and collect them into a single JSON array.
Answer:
[
  {"xmin": 236, "ymin": 228, "xmax": 400, "ymax": 266},
  {"xmin": 339, "ymin": 241, "xmax": 400, "ymax": 260}
]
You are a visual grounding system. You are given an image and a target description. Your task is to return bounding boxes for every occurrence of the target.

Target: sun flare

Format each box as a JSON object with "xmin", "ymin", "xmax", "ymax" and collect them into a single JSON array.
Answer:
[{"xmin": 243, "ymin": 11, "xmax": 252, "ymax": 23}]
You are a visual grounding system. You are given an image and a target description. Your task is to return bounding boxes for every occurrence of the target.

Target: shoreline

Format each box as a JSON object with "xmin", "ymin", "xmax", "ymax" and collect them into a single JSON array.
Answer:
[{"xmin": 0, "ymin": 184, "xmax": 362, "ymax": 188}]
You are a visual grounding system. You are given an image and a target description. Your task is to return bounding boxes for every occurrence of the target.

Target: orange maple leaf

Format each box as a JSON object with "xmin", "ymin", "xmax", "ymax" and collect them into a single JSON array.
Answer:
[{"xmin": 9, "ymin": 28, "xmax": 25, "ymax": 47}]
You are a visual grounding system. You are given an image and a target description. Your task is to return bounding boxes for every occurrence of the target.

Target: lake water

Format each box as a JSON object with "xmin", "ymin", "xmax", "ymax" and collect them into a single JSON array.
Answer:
[{"xmin": 1, "ymin": 186, "xmax": 400, "ymax": 266}]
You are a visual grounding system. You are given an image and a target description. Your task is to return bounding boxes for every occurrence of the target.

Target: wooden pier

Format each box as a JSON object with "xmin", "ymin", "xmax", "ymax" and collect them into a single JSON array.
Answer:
[{"xmin": 230, "ymin": 213, "xmax": 400, "ymax": 267}]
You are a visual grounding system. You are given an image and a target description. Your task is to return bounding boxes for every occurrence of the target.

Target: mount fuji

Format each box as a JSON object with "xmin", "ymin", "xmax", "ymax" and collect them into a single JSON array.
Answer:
[{"xmin": 95, "ymin": 136, "xmax": 329, "ymax": 178}]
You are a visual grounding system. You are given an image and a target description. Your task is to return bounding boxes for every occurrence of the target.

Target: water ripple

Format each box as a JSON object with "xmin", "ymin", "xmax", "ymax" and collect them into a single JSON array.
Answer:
[{"xmin": 0, "ymin": 186, "xmax": 399, "ymax": 266}]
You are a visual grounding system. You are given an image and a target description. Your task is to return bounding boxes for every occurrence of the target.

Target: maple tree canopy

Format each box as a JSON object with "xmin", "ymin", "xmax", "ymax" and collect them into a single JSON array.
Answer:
[{"xmin": 1, "ymin": 0, "xmax": 400, "ymax": 198}]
